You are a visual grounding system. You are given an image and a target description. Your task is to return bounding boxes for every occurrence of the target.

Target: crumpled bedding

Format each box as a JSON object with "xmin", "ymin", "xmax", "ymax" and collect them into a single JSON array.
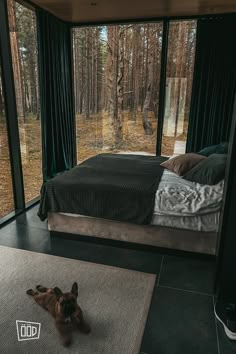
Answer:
[{"xmin": 154, "ymin": 169, "xmax": 224, "ymax": 216}]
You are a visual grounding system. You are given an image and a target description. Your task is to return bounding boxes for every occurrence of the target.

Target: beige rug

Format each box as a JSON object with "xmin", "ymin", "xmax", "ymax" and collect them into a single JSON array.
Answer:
[{"xmin": 0, "ymin": 245, "xmax": 156, "ymax": 354}]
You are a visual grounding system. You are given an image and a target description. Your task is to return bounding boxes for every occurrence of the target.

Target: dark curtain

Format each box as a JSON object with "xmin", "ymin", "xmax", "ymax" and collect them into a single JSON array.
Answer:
[
  {"xmin": 36, "ymin": 9, "xmax": 76, "ymax": 180},
  {"xmin": 186, "ymin": 16, "xmax": 236, "ymax": 153}
]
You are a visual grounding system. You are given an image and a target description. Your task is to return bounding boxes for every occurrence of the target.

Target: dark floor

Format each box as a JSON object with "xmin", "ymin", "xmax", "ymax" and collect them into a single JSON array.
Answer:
[{"xmin": 0, "ymin": 205, "xmax": 235, "ymax": 354}]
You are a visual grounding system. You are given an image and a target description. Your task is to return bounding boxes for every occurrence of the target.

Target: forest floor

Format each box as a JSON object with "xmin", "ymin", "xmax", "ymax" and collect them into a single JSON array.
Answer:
[
  {"xmin": 76, "ymin": 111, "xmax": 187, "ymax": 162},
  {"xmin": 0, "ymin": 116, "xmax": 42, "ymax": 218},
  {"xmin": 0, "ymin": 111, "xmax": 187, "ymax": 218}
]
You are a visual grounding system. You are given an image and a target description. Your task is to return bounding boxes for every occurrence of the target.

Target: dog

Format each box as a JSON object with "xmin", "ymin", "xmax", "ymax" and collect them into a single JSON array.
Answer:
[{"xmin": 26, "ymin": 282, "xmax": 90, "ymax": 347}]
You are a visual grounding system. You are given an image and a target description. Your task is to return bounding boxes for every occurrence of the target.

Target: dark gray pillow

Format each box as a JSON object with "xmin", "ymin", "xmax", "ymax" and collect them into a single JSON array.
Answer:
[
  {"xmin": 183, "ymin": 154, "xmax": 227, "ymax": 185},
  {"xmin": 198, "ymin": 142, "xmax": 228, "ymax": 156}
]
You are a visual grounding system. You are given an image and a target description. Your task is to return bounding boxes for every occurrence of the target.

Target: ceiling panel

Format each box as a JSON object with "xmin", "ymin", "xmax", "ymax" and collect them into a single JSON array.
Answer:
[{"xmin": 28, "ymin": 0, "xmax": 236, "ymax": 23}]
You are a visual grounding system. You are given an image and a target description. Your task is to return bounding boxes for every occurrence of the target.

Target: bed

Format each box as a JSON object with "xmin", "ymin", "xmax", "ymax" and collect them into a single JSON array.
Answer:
[{"xmin": 39, "ymin": 153, "xmax": 223, "ymax": 255}]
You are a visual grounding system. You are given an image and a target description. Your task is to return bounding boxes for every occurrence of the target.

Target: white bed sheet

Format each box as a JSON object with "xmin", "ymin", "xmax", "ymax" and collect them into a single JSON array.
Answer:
[
  {"xmin": 155, "ymin": 169, "xmax": 223, "ymax": 216},
  {"xmin": 152, "ymin": 169, "xmax": 223, "ymax": 232}
]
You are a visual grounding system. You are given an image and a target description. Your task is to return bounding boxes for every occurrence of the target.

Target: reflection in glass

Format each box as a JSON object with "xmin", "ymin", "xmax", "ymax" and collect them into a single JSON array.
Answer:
[{"xmin": 162, "ymin": 20, "xmax": 197, "ymax": 156}]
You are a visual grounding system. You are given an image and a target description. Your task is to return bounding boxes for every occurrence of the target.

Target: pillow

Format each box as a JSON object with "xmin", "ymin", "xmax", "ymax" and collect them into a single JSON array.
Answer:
[
  {"xmin": 184, "ymin": 153, "xmax": 227, "ymax": 185},
  {"xmin": 198, "ymin": 142, "xmax": 228, "ymax": 156},
  {"xmin": 160, "ymin": 153, "xmax": 206, "ymax": 176}
]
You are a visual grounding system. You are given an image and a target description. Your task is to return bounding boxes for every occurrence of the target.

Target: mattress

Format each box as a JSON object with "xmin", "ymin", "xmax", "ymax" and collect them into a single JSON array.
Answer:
[{"xmin": 151, "ymin": 212, "xmax": 220, "ymax": 232}]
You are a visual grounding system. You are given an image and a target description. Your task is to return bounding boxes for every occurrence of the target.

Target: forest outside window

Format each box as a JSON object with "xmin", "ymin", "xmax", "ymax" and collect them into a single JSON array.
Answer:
[
  {"xmin": 73, "ymin": 20, "xmax": 197, "ymax": 161},
  {"xmin": 0, "ymin": 63, "xmax": 15, "ymax": 219},
  {"xmin": 73, "ymin": 23, "xmax": 163, "ymax": 162},
  {"xmin": 8, "ymin": 0, "xmax": 42, "ymax": 203}
]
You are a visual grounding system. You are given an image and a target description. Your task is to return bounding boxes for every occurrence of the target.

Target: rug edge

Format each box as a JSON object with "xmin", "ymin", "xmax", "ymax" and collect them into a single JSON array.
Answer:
[
  {"xmin": 132, "ymin": 275, "xmax": 156, "ymax": 354},
  {"xmin": 0, "ymin": 245, "xmax": 157, "ymax": 278}
]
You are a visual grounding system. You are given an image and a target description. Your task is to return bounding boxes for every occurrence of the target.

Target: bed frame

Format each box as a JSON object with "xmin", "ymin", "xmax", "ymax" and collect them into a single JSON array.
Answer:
[{"xmin": 48, "ymin": 212, "xmax": 218, "ymax": 255}]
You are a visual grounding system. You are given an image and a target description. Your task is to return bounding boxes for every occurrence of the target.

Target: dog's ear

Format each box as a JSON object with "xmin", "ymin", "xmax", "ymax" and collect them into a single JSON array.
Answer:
[
  {"xmin": 71, "ymin": 282, "xmax": 78, "ymax": 297},
  {"xmin": 54, "ymin": 287, "xmax": 63, "ymax": 300}
]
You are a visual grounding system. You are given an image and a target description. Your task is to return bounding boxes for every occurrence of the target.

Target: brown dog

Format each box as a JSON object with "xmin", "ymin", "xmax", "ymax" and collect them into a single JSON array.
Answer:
[{"xmin": 26, "ymin": 282, "xmax": 90, "ymax": 346}]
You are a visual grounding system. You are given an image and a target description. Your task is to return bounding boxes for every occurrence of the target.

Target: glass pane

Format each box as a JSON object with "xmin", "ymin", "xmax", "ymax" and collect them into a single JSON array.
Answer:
[
  {"xmin": 8, "ymin": 0, "xmax": 42, "ymax": 202},
  {"xmin": 0, "ymin": 64, "xmax": 15, "ymax": 218},
  {"xmin": 162, "ymin": 20, "xmax": 197, "ymax": 156},
  {"xmin": 73, "ymin": 23, "xmax": 163, "ymax": 162}
]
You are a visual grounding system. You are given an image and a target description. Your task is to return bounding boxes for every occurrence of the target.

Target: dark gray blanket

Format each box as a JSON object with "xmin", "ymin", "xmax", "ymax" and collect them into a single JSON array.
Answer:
[{"xmin": 38, "ymin": 154, "xmax": 168, "ymax": 225}]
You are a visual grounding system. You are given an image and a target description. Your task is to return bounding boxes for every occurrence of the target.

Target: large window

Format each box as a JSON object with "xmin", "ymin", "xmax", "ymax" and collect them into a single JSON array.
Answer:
[
  {"xmin": 162, "ymin": 20, "xmax": 197, "ymax": 156},
  {"xmin": 73, "ymin": 21, "xmax": 196, "ymax": 161},
  {"xmin": 8, "ymin": 0, "xmax": 42, "ymax": 203},
  {"xmin": 73, "ymin": 23, "xmax": 163, "ymax": 162},
  {"xmin": 0, "ymin": 64, "xmax": 15, "ymax": 218}
]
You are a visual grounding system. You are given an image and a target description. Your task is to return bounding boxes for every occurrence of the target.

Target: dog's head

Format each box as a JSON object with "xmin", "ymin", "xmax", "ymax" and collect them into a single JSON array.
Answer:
[{"xmin": 54, "ymin": 282, "xmax": 78, "ymax": 319}]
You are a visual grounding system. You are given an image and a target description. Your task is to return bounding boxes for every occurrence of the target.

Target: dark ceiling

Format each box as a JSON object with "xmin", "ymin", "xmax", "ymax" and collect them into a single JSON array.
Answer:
[{"xmin": 28, "ymin": 0, "xmax": 236, "ymax": 23}]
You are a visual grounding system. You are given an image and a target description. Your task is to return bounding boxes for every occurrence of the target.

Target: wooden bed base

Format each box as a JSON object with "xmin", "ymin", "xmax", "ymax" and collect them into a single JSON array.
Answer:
[{"xmin": 48, "ymin": 212, "xmax": 218, "ymax": 255}]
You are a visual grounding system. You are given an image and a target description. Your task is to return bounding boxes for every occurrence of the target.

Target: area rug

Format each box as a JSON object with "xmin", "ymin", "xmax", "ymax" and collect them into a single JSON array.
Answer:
[{"xmin": 0, "ymin": 245, "xmax": 156, "ymax": 353}]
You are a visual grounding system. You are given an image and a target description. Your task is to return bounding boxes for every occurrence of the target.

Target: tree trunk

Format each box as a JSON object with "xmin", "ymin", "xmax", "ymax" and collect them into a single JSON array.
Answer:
[
  {"xmin": 31, "ymin": 11, "xmax": 40, "ymax": 119},
  {"xmin": 8, "ymin": 0, "xmax": 25, "ymax": 120},
  {"xmin": 142, "ymin": 25, "xmax": 154, "ymax": 135},
  {"xmin": 133, "ymin": 25, "xmax": 140, "ymax": 121},
  {"xmin": 85, "ymin": 28, "xmax": 90, "ymax": 118},
  {"xmin": 116, "ymin": 27, "xmax": 124, "ymax": 144},
  {"xmin": 79, "ymin": 33, "xmax": 85, "ymax": 114},
  {"xmin": 90, "ymin": 28, "xmax": 94, "ymax": 114},
  {"xmin": 107, "ymin": 27, "xmax": 115, "ymax": 144},
  {"xmin": 113, "ymin": 26, "xmax": 118, "ymax": 120},
  {"xmin": 94, "ymin": 28, "xmax": 98, "ymax": 113},
  {"xmin": 152, "ymin": 24, "xmax": 162, "ymax": 119}
]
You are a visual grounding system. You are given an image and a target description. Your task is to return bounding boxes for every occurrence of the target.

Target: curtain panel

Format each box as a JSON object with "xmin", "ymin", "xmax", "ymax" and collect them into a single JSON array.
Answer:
[
  {"xmin": 186, "ymin": 16, "xmax": 236, "ymax": 153},
  {"xmin": 36, "ymin": 9, "xmax": 76, "ymax": 181}
]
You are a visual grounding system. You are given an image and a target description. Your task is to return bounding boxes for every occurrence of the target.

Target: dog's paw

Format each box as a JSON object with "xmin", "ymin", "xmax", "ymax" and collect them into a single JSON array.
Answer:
[
  {"xmin": 26, "ymin": 289, "xmax": 34, "ymax": 296},
  {"xmin": 36, "ymin": 285, "xmax": 47, "ymax": 292},
  {"xmin": 62, "ymin": 336, "xmax": 72, "ymax": 347},
  {"xmin": 84, "ymin": 324, "xmax": 91, "ymax": 334},
  {"xmin": 79, "ymin": 323, "xmax": 91, "ymax": 334}
]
